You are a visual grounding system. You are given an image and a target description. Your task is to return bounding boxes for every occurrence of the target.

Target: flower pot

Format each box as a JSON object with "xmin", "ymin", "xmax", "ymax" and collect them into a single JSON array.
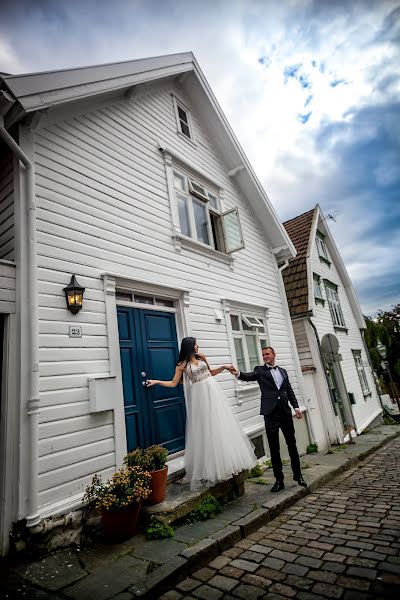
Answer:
[
  {"xmin": 147, "ymin": 466, "xmax": 168, "ymax": 505},
  {"xmin": 101, "ymin": 502, "xmax": 141, "ymax": 541}
]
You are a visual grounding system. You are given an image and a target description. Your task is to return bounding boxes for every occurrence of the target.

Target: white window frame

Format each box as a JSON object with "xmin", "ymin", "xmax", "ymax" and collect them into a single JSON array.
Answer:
[
  {"xmin": 172, "ymin": 96, "xmax": 194, "ymax": 142},
  {"xmin": 316, "ymin": 232, "xmax": 330, "ymax": 263},
  {"xmin": 325, "ymin": 284, "xmax": 346, "ymax": 328},
  {"xmin": 171, "ymin": 167, "xmax": 244, "ymax": 255},
  {"xmin": 352, "ymin": 350, "xmax": 370, "ymax": 396},
  {"xmin": 313, "ymin": 274, "xmax": 324, "ymax": 303},
  {"xmin": 230, "ymin": 312, "xmax": 268, "ymax": 373}
]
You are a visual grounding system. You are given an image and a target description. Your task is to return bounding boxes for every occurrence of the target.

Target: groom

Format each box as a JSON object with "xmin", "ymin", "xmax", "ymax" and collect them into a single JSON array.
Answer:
[{"xmin": 230, "ymin": 347, "xmax": 306, "ymax": 492}]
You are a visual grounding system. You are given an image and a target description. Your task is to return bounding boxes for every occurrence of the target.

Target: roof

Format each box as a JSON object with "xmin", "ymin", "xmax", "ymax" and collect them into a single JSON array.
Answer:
[
  {"xmin": 0, "ymin": 52, "xmax": 296, "ymax": 260},
  {"xmin": 283, "ymin": 205, "xmax": 366, "ymax": 328},
  {"xmin": 282, "ymin": 207, "xmax": 317, "ymax": 317}
]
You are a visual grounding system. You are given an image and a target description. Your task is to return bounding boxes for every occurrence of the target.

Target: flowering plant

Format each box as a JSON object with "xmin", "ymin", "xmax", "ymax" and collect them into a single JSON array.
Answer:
[
  {"xmin": 124, "ymin": 444, "xmax": 168, "ymax": 472},
  {"xmin": 84, "ymin": 466, "xmax": 151, "ymax": 512}
]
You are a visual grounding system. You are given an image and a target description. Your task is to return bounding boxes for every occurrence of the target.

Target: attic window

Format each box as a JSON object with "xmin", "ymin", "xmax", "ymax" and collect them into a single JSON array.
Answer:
[
  {"xmin": 316, "ymin": 231, "xmax": 330, "ymax": 264},
  {"xmin": 173, "ymin": 96, "xmax": 193, "ymax": 140}
]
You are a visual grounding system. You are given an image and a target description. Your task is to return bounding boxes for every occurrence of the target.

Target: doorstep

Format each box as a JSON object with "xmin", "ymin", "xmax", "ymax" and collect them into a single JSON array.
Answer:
[{"xmin": 2, "ymin": 424, "xmax": 399, "ymax": 600}]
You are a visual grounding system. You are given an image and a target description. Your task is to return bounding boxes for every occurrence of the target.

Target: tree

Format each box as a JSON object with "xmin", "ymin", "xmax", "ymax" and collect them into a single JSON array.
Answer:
[{"xmin": 376, "ymin": 304, "xmax": 400, "ymax": 383}]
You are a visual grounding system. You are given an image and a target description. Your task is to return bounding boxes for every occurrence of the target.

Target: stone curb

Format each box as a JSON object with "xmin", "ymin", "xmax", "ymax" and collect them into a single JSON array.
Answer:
[{"xmin": 130, "ymin": 427, "xmax": 400, "ymax": 598}]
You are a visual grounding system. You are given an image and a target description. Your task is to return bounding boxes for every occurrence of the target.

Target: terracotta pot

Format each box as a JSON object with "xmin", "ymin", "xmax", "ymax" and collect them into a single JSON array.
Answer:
[
  {"xmin": 101, "ymin": 502, "xmax": 141, "ymax": 541},
  {"xmin": 147, "ymin": 466, "xmax": 168, "ymax": 505}
]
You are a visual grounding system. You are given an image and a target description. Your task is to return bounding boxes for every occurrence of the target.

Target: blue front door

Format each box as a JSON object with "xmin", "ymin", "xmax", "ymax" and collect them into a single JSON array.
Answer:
[{"xmin": 117, "ymin": 307, "xmax": 186, "ymax": 453}]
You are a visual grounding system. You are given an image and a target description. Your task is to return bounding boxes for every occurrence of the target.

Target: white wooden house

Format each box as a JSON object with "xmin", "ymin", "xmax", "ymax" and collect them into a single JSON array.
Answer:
[
  {"xmin": 0, "ymin": 53, "xmax": 311, "ymax": 554},
  {"xmin": 282, "ymin": 206, "xmax": 382, "ymax": 450}
]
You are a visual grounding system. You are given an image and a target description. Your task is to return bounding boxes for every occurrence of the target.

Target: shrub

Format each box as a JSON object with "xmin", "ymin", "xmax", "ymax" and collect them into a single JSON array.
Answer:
[
  {"xmin": 185, "ymin": 495, "xmax": 223, "ymax": 523},
  {"xmin": 84, "ymin": 466, "xmax": 151, "ymax": 512},
  {"xmin": 306, "ymin": 442, "xmax": 318, "ymax": 454},
  {"xmin": 145, "ymin": 518, "xmax": 174, "ymax": 540},
  {"xmin": 124, "ymin": 444, "xmax": 168, "ymax": 472},
  {"xmin": 249, "ymin": 464, "xmax": 264, "ymax": 477}
]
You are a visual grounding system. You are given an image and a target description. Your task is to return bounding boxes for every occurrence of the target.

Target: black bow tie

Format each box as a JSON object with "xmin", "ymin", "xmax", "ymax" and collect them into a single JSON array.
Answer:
[{"xmin": 267, "ymin": 365, "xmax": 278, "ymax": 370}]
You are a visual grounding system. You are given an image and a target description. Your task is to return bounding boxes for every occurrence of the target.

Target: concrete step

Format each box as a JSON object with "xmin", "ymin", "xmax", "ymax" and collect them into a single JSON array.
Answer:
[{"xmin": 140, "ymin": 471, "xmax": 248, "ymax": 526}]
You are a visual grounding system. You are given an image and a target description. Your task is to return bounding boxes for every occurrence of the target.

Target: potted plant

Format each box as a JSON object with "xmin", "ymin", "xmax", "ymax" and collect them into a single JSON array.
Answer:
[
  {"xmin": 124, "ymin": 445, "xmax": 168, "ymax": 505},
  {"xmin": 84, "ymin": 466, "xmax": 151, "ymax": 541}
]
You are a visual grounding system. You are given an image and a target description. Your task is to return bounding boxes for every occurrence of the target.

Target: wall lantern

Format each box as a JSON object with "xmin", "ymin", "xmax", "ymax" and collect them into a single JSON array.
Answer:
[{"xmin": 63, "ymin": 275, "xmax": 85, "ymax": 315}]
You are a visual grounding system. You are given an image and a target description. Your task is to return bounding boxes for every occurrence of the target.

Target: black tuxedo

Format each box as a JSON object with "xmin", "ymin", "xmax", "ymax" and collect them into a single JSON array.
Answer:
[
  {"xmin": 238, "ymin": 365, "xmax": 299, "ymax": 417},
  {"xmin": 239, "ymin": 364, "xmax": 302, "ymax": 481}
]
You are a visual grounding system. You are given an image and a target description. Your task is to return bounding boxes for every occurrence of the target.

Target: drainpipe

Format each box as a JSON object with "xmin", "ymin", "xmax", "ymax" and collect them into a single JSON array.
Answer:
[
  {"xmin": 277, "ymin": 259, "xmax": 316, "ymax": 443},
  {"xmin": 0, "ymin": 117, "xmax": 40, "ymax": 528}
]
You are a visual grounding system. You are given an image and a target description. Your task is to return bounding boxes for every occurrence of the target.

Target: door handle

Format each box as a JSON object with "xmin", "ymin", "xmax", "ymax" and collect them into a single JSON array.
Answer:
[{"xmin": 142, "ymin": 381, "xmax": 148, "ymax": 387}]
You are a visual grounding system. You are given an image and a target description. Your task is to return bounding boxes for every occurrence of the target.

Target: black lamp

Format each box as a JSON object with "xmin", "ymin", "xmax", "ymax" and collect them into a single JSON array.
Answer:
[{"xmin": 63, "ymin": 275, "xmax": 85, "ymax": 315}]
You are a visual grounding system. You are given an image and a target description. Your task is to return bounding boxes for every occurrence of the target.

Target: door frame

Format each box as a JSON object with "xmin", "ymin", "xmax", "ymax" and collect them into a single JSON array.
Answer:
[
  {"xmin": 321, "ymin": 334, "xmax": 355, "ymax": 440},
  {"xmin": 0, "ymin": 313, "xmax": 17, "ymax": 556},
  {"xmin": 103, "ymin": 274, "xmax": 191, "ymax": 468}
]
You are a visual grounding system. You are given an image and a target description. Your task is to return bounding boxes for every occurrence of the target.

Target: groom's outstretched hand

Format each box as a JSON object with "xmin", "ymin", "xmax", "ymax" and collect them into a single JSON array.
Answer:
[{"xmin": 228, "ymin": 365, "xmax": 239, "ymax": 376}]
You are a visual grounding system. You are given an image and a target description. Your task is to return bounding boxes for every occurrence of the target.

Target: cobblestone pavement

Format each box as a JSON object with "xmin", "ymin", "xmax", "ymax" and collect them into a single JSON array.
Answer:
[{"xmin": 161, "ymin": 438, "xmax": 400, "ymax": 600}]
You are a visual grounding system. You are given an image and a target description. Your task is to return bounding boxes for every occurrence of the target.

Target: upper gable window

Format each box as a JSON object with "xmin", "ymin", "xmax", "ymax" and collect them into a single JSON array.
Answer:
[
  {"xmin": 172, "ymin": 169, "xmax": 244, "ymax": 254},
  {"xmin": 316, "ymin": 231, "xmax": 330, "ymax": 265},
  {"xmin": 173, "ymin": 96, "xmax": 193, "ymax": 141},
  {"xmin": 325, "ymin": 282, "xmax": 346, "ymax": 329}
]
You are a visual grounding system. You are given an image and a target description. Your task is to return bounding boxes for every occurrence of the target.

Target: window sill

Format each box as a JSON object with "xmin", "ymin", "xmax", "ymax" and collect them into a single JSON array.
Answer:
[
  {"xmin": 334, "ymin": 325, "xmax": 348, "ymax": 334},
  {"xmin": 363, "ymin": 391, "xmax": 372, "ymax": 399},
  {"xmin": 315, "ymin": 297, "xmax": 325, "ymax": 306},
  {"xmin": 235, "ymin": 382, "xmax": 260, "ymax": 405},
  {"xmin": 173, "ymin": 232, "xmax": 234, "ymax": 269},
  {"xmin": 319, "ymin": 256, "xmax": 331, "ymax": 267}
]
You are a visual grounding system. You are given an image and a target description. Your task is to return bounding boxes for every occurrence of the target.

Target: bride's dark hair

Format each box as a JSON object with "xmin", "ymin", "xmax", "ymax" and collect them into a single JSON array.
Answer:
[{"xmin": 177, "ymin": 337, "xmax": 198, "ymax": 366}]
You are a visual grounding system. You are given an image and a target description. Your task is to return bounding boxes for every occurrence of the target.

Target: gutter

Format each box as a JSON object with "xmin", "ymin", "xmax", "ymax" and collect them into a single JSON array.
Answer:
[{"xmin": 0, "ymin": 114, "xmax": 40, "ymax": 528}]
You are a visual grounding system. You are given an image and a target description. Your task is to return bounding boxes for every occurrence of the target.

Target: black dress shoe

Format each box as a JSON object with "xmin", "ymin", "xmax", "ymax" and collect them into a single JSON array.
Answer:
[
  {"xmin": 294, "ymin": 475, "xmax": 307, "ymax": 487},
  {"xmin": 271, "ymin": 480, "xmax": 285, "ymax": 492}
]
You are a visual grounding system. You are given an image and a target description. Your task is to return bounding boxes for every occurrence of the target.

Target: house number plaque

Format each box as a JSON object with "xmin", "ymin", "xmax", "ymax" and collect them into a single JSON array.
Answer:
[{"xmin": 69, "ymin": 325, "xmax": 82, "ymax": 338}]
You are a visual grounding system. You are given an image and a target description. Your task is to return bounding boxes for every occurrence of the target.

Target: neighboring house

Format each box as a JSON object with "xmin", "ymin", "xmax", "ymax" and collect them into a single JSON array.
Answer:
[
  {"xmin": 282, "ymin": 206, "xmax": 382, "ymax": 450},
  {"xmin": 0, "ymin": 53, "xmax": 310, "ymax": 554}
]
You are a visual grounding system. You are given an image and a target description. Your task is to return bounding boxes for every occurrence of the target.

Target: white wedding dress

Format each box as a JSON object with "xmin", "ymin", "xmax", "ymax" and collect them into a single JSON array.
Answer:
[{"xmin": 183, "ymin": 359, "xmax": 257, "ymax": 490}]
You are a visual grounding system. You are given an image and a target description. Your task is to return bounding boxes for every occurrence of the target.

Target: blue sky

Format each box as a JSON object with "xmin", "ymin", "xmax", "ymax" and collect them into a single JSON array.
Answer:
[{"xmin": 1, "ymin": 0, "xmax": 399, "ymax": 315}]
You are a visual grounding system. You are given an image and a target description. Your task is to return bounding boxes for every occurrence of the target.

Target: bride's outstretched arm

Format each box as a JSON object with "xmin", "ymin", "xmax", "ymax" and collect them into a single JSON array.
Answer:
[
  {"xmin": 198, "ymin": 353, "xmax": 232, "ymax": 376},
  {"xmin": 146, "ymin": 364, "xmax": 184, "ymax": 387}
]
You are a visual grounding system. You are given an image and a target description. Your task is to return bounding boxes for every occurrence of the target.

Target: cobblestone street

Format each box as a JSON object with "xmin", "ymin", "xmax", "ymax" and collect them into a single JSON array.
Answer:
[{"xmin": 162, "ymin": 437, "xmax": 400, "ymax": 600}]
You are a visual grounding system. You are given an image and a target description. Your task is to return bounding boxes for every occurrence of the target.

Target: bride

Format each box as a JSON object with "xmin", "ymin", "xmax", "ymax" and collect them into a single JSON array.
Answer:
[{"xmin": 146, "ymin": 337, "xmax": 257, "ymax": 490}]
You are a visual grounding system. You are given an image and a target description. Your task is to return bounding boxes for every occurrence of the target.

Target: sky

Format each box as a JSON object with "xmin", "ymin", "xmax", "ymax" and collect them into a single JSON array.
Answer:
[{"xmin": 1, "ymin": 0, "xmax": 399, "ymax": 316}]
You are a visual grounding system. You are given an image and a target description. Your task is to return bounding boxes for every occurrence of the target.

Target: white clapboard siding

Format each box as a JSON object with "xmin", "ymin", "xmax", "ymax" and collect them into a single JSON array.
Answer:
[
  {"xmin": 39, "ymin": 438, "xmax": 115, "ymax": 474},
  {"xmin": 33, "ymin": 80, "xmax": 301, "ymax": 512},
  {"xmin": 0, "ymin": 262, "xmax": 16, "ymax": 314},
  {"xmin": 39, "ymin": 424, "xmax": 114, "ymax": 456},
  {"xmin": 38, "ymin": 466, "xmax": 115, "ymax": 509},
  {"xmin": 0, "ymin": 150, "xmax": 14, "ymax": 261},
  {"xmin": 292, "ymin": 319, "xmax": 314, "ymax": 368},
  {"xmin": 311, "ymin": 239, "xmax": 381, "ymax": 430}
]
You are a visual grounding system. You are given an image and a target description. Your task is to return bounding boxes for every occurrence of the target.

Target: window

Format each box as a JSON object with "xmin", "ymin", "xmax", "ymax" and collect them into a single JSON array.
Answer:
[
  {"xmin": 115, "ymin": 292, "xmax": 174, "ymax": 308},
  {"xmin": 230, "ymin": 313, "xmax": 267, "ymax": 372},
  {"xmin": 172, "ymin": 169, "xmax": 244, "ymax": 254},
  {"xmin": 173, "ymin": 97, "xmax": 193, "ymax": 140},
  {"xmin": 313, "ymin": 274, "xmax": 324, "ymax": 303},
  {"xmin": 316, "ymin": 232, "xmax": 330, "ymax": 263},
  {"xmin": 353, "ymin": 350, "xmax": 370, "ymax": 396},
  {"xmin": 325, "ymin": 284, "xmax": 346, "ymax": 328}
]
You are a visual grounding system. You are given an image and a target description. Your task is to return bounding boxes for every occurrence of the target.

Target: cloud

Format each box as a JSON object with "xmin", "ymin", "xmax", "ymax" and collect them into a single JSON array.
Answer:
[{"xmin": 0, "ymin": 0, "xmax": 399, "ymax": 314}]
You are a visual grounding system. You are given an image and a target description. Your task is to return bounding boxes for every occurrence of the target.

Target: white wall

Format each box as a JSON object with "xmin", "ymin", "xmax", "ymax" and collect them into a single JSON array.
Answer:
[
  {"xmin": 310, "ymin": 229, "xmax": 381, "ymax": 432},
  {"xmin": 31, "ymin": 80, "xmax": 302, "ymax": 514}
]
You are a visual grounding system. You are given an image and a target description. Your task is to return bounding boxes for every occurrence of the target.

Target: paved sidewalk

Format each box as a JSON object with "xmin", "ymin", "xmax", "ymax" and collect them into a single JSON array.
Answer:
[
  {"xmin": 1, "ymin": 424, "xmax": 399, "ymax": 599},
  {"xmin": 165, "ymin": 430, "xmax": 400, "ymax": 599}
]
